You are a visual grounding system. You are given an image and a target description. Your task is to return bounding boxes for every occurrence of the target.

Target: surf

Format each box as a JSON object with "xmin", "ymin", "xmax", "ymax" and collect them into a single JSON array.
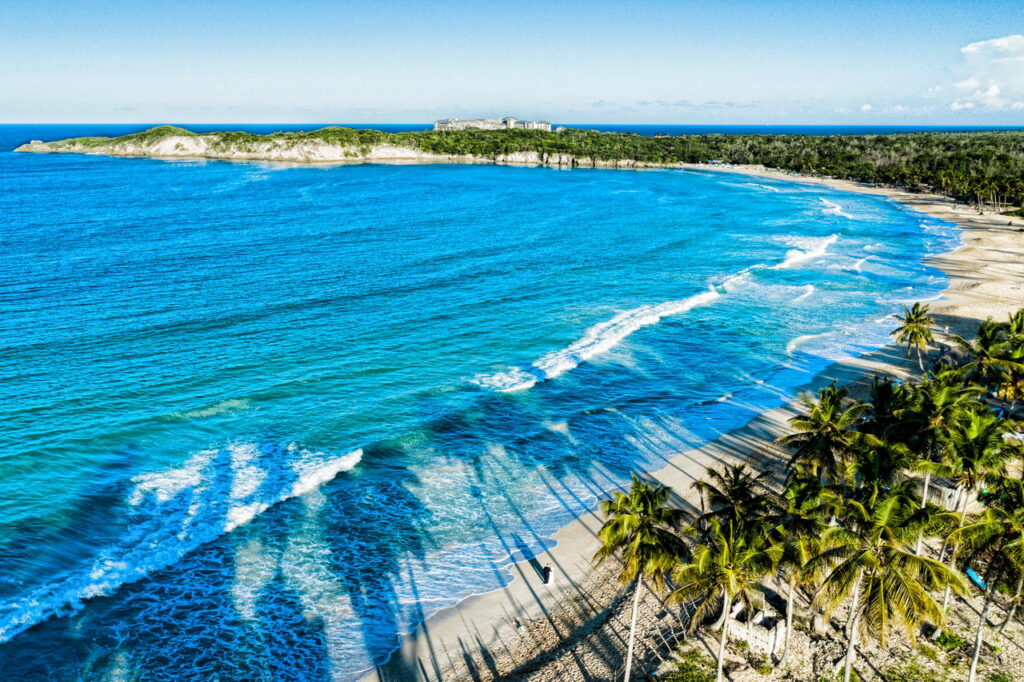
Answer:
[
  {"xmin": 472, "ymin": 286, "xmax": 724, "ymax": 392},
  {"xmin": 0, "ymin": 444, "xmax": 362, "ymax": 643}
]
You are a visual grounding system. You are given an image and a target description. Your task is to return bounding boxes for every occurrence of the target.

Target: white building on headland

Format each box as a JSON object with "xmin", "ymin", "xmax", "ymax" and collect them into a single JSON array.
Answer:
[{"xmin": 433, "ymin": 117, "xmax": 552, "ymax": 132}]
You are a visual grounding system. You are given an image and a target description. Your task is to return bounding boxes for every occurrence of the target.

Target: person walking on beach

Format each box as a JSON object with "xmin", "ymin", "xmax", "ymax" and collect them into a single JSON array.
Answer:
[{"xmin": 542, "ymin": 563, "xmax": 553, "ymax": 585}]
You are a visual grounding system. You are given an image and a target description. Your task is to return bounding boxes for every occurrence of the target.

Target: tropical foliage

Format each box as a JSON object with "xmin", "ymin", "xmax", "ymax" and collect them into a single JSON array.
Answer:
[
  {"xmin": 51, "ymin": 126, "xmax": 1024, "ymax": 209},
  {"xmin": 592, "ymin": 308, "xmax": 1024, "ymax": 681}
]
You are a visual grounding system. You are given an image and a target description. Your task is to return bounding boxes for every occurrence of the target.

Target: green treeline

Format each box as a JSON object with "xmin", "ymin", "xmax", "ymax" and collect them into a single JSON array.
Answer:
[
  {"xmin": 407, "ymin": 128, "xmax": 1024, "ymax": 208},
  {"xmin": 66, "ymin": 125, "xmax": 1024, "ymax": 208}
]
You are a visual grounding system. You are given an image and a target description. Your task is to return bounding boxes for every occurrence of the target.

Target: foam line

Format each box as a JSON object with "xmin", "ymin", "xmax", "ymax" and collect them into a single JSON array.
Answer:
[
  {"xmin": 772, "ymin": 234, "xmax": 839, "ymax": 270},
  {"xmin": 0, "ymin": 445, "xmax": 362, "ymax": 643},
  {"xmin": 472, "ymin": 287, "xmax": 723, "ymax": 392},
  {"xmin": 786, "ymin": 331, "xmax": 832, "ymax": 355},
  {"xmin": 742, "ymin": 182, "xmax": 781, "ymax": 192},
  {"xmin": 793, "ymin": 284, "xmax": 815, "ymax": 302},
  {"xmin": 819, "ymin": 198, "xmax": 853, "ymax": 218},
  {"xmin": 474, "ymin": 230, "xmax": 841, "ymax": 393}
]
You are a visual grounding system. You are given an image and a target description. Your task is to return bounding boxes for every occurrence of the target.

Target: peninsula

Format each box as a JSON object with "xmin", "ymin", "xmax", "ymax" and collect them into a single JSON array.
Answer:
[{"xmin": 16, "ymin": 125, "xmax": 1024, "ymax": 209}]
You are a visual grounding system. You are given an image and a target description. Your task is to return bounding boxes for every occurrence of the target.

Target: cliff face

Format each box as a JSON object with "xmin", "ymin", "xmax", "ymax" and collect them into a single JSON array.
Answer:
[{"xmin": 14, "ymin": 135, "xmax": 658, "ymax": 170}]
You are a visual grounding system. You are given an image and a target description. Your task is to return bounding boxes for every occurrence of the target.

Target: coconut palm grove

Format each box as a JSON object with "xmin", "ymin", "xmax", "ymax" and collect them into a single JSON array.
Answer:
[{"xmin": 596, "ymin": 307, "xmax": 1024, "ymax": 682}]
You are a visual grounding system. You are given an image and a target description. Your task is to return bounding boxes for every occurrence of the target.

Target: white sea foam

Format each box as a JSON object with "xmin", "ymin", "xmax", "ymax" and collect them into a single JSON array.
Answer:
[
  {"xmin": 472, "ymin": 287, "xmax": 723, "ymax": 392},
  {"xmin": 129, "ymin": 450, "xmax": 215, "ymax": 505},
  {"xmin": 772, "ymin": 234, "xmax": 839, "ymax": 269},
  {"xmin": 0, "ymin": 444, "xmax": 362, "ymax": 643},
  {"xmin": 852, "ymin": 257, "xmax": 869, "ymax": 272},
  {"xmin": 473, "ymin": 231, "xmax": 842, "ymax": 393},
  {"xmin": 742, "ymin": 182, "xmax": 781, "ymax": 192},
  {"xmin": 819, "ymin": 198, "xmax": 853, "ymax": 219},
  {"xmin": 793, "ymin": 285, "xmax": 815, "ymax": 302},
  {"xmin": 786, "ymin": 331, "xmax": 833, "ymax": 355}
]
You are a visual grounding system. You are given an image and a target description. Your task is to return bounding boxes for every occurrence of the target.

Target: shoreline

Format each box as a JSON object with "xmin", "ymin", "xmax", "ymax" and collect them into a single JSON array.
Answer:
[{"xmin": 366, "ymin": 167, "xmax": 1024, "ymax": 681}]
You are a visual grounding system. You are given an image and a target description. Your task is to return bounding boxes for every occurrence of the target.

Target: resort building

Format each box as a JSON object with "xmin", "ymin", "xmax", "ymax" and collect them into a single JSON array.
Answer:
[{"xmin": 433, "ymin": 117, "xmax": 552, "ymax": 132}]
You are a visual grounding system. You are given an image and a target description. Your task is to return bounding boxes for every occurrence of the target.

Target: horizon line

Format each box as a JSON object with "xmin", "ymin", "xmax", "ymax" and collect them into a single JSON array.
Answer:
[{"xmin": 4, "ymin": 122, "xmax": 1024, "ymax": 128}]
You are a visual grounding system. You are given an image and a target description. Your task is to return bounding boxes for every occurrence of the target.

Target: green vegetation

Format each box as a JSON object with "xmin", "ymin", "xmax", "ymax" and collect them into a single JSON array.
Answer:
[
  {"xmin": 594, "ymin": 476, "xmax": 688, "ymax": 682},
  {"xmin": 893, "ymin": 302, "xmax": 935, "ymax": 372},
  {"xmin": 662, "ymin": 648, "xmax": 716, "ymax": 682},
  {"xmin": 986, "ymin": 673, "xmax": 1014, "ymax": 682},
  {"xmin": 751, "ymin": 656, "xmax": 774, "ymax": 675},
  {"xmin": 604, "ymin": 307, "xmax": 1024, "ymax": 682},
  {"xmin": 883, "ymin": 661, "xmax": 950, "ymax": 682},
  {"xmin": 59, "ymin": 125, "xmax": 198, "ymax": 149},
  {"xmin": 935, "ymin": 630, "xmax": 970, "ymax": 651},
  {"xmin": 43, "ymin": 125, "xmax": 1024, "ymax": 210}
]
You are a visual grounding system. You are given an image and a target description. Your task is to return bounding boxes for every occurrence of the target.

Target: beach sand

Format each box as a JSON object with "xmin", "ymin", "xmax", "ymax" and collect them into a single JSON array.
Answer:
[{"xmin": 366, "ymin": 167, "xmax": 1024, "ymax": 682}]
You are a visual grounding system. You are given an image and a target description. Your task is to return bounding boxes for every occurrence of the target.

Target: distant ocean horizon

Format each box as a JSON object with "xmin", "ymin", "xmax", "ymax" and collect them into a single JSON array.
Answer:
[{"xmin": 4, "ymin": 122, "xmax": 1024, "ymax": 147}]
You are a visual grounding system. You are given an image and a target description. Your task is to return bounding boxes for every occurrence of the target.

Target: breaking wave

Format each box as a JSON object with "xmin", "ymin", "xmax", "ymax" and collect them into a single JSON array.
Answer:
[
  {"xmin": 786, "ymin": 331, "xmax": 833, "ymax": 356},
  {"xmin": 474, "ymin": 231, "xmax": 843, "ymax": 393},
  {"xmin": 742, "ymin": 182, "xmax": 781, "ymax": 192},
  {"xmin": 793, "ymin": 284, "xmax": 816, "ymax": 302},
  {"xmin": 472, "ymin": 287, "xmax": 723, "ymax": 392},
  {"xmin": 0, "ymin": 444, "xmax": 362, "ymax": 643},
  {"xmin": 819, "ymin": 198, "xmax": 853, "ymax": 218},
  {"xmin": 773, "ymin": 234, "xmax": 839, "ymax": 270}
]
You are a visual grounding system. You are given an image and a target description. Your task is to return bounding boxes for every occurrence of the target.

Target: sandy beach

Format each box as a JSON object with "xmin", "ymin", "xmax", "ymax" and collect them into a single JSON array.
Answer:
[{"xmin": 366, "ymin": 166, "xmax": 1024, "ymax": 682}]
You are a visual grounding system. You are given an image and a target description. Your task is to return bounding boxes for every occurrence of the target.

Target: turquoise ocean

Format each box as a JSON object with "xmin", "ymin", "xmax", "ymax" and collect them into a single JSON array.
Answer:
[{"xmin": 0, "ymin": 125, "xmax": 959, "ymax": 680}]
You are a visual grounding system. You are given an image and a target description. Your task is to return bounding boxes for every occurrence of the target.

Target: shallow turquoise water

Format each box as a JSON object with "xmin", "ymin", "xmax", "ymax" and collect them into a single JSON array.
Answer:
[{"xmin": 0, "ymin": 127, "xmax": 957, "ymax": 680}]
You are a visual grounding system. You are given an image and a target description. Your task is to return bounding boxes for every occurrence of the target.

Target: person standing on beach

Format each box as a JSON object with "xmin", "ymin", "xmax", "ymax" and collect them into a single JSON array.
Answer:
[{"xmin": 542, "ymin": 563, "xmax": 553, "ymax": 585}]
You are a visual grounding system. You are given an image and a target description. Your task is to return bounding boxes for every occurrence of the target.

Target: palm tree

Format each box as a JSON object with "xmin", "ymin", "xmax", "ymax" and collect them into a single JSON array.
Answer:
[
  {"xmin": 897, "ymin": 377, "xmax": 981, "ymax": 551},
  {"xmin": 930, "ymin": 411, "xmax": 1015, "ymax": 638},
  {"xmin": 950, "ymin": 319, "xmax": 1022, "ymax": 388},
  {"xmin": 594, "ymin": 476, "xmax": 688, "ymax": 682},
  {"xmin": 892, "ymin": 302, "xmax": 934, "ymax": 371},
  {"xmin": 779, "ymin": 382, "xmax": 873, "ymax": 483},
  {"xmin": 693, "ymin": 463, "xmax": 778, "ymax": 534},
  {"xmin": 848, "ymin": 440, "xmax": 915, "ymax": 496},
  {"xmin": 949, "ymin": 506, "xmax": 1024, "ymax": 682},
  {"xmin": 771, "ymin": 478, "xmax": 830, "ymax": 664},
  {"xmin": 998, "ymin": 310, "xmax": 1024, "ymax": 406},
  {"xmin": 811, "ymin": 483, "xmax": 966, "ymax": 682},
  {"xmin": 860, "ymin": 376, "xmax": 913, "ymax": 440},
  {"xmin": 668, "ymin": 518, "xmax": 777, "ymax": 682}
]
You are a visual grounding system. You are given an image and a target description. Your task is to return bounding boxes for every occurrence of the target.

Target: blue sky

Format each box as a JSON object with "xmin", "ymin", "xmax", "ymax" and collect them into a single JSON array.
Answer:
[{"xmin": 2, "ymin": 0, "xmax": 1022, "ymax": 124}]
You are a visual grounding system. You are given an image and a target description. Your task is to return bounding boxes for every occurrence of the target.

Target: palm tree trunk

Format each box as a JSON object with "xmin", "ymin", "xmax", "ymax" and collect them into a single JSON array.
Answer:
[
  {"xmin": 917, "ymin": 345, "xmax": 925, "ymax": 372},
  {"xmin": 779, "ymin": 575, "xmax": 796, "ymax": 664},
  {"xmin": 843, "ymin": 569, "xmax": 864, "ymax": 682},
  {"xmin": 711, "ymin": 587, "xmax": 730, "ymax": 630},
  {"xmin": 998, "ymin": 576, "xmax": 1024, "ymax": 634},
  {"xmin": 845, "ymin": 567, "xmax": 863, "ymax": 639},
  {"xmin": 624, "ymin": 577, "xmax": 642, "ymax": 682},
  {"xmin": 968, "ymin": 589, "xmax": 993, "ymax": 682},
  {"xmin": 915, "ymin": 471, "xmax": 932, "ymax": 555},
  {"xmin": 716, "ymin": 593, "xmax": 733, "ymax": 682},
  {"xmin": 932, "ymin": 495, "xmax": 969, "ymax": 639}
]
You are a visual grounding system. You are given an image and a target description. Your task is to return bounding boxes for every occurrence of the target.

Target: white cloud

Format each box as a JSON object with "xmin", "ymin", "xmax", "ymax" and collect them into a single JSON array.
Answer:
[
  {"xmin": 962, "ymin": 35, "xmax": 1024, "ymax": 56},
  {"xmin": 860, "ymin": 103, "xmax": 873, "ymax": 112},
  {"xmin": 949, "ymin": 34, "xmax": 1024, "ymax": 111}
]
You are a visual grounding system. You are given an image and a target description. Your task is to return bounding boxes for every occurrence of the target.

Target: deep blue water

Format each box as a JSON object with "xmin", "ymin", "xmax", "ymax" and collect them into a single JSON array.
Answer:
[{"xmin": 0, "ymin": 125, "xmax": 958, "ymax": 680}]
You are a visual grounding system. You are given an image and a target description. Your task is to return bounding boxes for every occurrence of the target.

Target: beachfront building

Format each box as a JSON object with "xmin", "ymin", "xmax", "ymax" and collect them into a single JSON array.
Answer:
[{"xmin": 433, "ymin": 117, "xmax": 552, "ymax": 132}]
